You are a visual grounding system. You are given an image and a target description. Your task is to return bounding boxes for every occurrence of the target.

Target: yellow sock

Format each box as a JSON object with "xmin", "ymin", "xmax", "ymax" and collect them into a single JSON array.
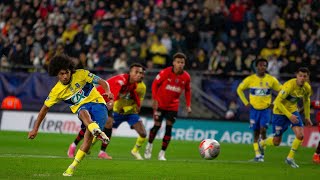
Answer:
[
  {"xmin": 260, "ymin": 139, "xmax": 267, "ymax": 150},
  {"xmin": 287, "ymin": 138, "xmax": 302, "ymax": 159},
  {"xmin": 88, "ymin": 122, "xmax": 100, "ymax": 134},
  {"xmin": 253, "ymin": 143, "xmax": 261, "ymax": 157},
  {"xmin": 132, "ymin": 136, "xmax": 146, "ymax": 153},
  {"xmin": 265, "ymin": 137, "xmax": 274, "ymax": 146},
  {"xmin": 92, "ymin": 136, "xmax": 97, "ymax": 145},
  {"xmin": 70, "ymin": 149, "xmax": 86, "ymax": 168}
]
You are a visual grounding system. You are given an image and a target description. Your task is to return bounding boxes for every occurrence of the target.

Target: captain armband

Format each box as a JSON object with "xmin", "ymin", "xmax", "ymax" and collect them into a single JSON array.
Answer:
[{"xmin": 92, "ymin": 75, "xmax": 102, "ymax": 84}]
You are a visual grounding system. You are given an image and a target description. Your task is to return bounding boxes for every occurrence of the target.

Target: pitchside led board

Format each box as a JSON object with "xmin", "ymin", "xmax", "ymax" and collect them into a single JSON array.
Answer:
[{"xmin": 0, "ymin": 110, "xmax": 318, "ymax": 147}]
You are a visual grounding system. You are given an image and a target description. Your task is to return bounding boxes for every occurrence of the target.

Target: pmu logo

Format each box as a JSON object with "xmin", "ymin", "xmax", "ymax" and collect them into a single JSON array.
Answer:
[{"xmin": 71, "ymin": 89, "xmax": 86, "ymax": 104}]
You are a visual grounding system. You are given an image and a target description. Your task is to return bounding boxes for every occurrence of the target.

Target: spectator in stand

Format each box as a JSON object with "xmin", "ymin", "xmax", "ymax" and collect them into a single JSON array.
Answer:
[
  {"xmin": 149, "ymin": 36, "xmax": 168, "ymax": 68},
  {"xmin": 191, "ymin": 48, "xmax": 209, "ymax": 71},
  {"xmin": 259, "ymin": 0, "xmax": 279, "ymax": 25},
  {"xmin": 0, "ymin": 0, "xmax": 318, "ymax": 78},
  {"xmin": 229, "ymin": 0, "xmax": 246, "ymax": 33}
]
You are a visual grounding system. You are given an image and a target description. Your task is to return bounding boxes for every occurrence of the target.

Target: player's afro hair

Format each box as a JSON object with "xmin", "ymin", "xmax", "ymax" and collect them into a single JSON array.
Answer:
[{"xmin": 48, "ymin": 54, "xmax": 75, "ymax": 76}]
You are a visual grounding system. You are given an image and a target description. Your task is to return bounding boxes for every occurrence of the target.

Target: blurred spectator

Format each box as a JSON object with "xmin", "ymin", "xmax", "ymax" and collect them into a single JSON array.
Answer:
[
  {"xmin": 229, "ymin": 0, "xmax": 246, "ymax": 33},
  {"xmin": 0, "ymin": 0, "xmax": 317, "ymax": 78},
  {"xmin": 259, "ymin": 0, "xmax": 279, "ymax": 24},
  {"xmin": 113, "ymin": 51, "xmax": 128, "ymax": 71},
  {"xmin": 267, "ymin": 54, "xmax": 283, "ymax": 79},
  {"xmin": 149, "ymin": 36, "xmax": 168, "ymax": 68},
  {"xmin": 191, "ymin": 48, "xmax": 209, "ymax": 70}
]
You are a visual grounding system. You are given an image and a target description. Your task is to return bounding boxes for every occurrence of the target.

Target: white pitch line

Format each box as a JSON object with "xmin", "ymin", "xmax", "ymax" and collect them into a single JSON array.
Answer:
[{"xmin": 0, "ymin": 154, "xmax": 312, "ymax": 165}]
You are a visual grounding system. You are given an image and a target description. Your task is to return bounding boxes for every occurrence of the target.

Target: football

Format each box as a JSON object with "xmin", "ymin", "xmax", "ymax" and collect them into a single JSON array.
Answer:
[{"xmin": 199, "ymin": 139, "xmax": 220, "ymax": 160}]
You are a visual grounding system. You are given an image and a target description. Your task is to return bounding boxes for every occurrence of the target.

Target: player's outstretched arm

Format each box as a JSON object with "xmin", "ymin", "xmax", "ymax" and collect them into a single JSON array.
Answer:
[
  {"xmin": 28, "ymin": 105, "xmax": 49, "ymax": 139},
  {"xmin": 98, "ymin": 79, "xmax": 113, "ymax": 100}
]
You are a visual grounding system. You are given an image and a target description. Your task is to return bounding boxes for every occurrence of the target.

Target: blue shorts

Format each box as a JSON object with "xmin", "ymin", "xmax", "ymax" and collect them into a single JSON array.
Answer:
[
  {"xmin": 272, "ymin": 111, "xmax": 303, "ymax": 137},
  {"xmin": 249, "ymin": 107, "xmax": 271, "ymax": 130},
  {"xmin": 113, "ymin": 113, "xmax": 140, "ymax": 129},
  {"xmin": 78, "ymin": 103, "xmax": 108, "ymax": 129}
]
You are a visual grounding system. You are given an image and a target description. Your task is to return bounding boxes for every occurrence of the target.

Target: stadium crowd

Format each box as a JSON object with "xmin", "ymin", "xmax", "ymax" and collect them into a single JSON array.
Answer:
[{"xmin": 0, "ymin": 0, "xmax": 320, "ymax": 78}]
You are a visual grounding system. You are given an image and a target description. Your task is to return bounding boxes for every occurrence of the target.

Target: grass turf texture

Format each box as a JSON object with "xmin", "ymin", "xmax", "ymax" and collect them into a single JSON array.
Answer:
[{"xmin": 0, "ymin": 131, "xmax": 318, "ymax": 179}]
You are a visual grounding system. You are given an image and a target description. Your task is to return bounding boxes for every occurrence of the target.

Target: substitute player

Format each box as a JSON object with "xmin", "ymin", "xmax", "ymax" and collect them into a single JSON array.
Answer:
[
  {"xmin": 237, "ymin": 58, "xmax": 282, "ymax": 162},
  {"xmin": 262, "ymin": 67, "xmax": 313, "ymax": 168},
  {"xmin": 28, "ymin": 54, "xmax": 113, "ymax": 176},
  {"xmin": 144, "ymin": 52, "xmax": 191, "ymax": 161}
]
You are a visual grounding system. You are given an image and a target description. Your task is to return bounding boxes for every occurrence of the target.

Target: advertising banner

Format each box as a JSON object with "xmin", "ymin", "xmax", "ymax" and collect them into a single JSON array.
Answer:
[{"xmin": 1, "ymin": 111, "xmax": 318, "ymax": 147}]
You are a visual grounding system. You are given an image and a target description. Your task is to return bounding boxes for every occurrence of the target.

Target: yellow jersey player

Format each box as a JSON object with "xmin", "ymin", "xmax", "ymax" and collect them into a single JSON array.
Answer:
[
  {"xmin": 263, "ymin": 67, "xmax": 313, "ymax": 168},
  {"xmin": 237, "ymin": 58, "xmax": 282, "ymax": 162},
  {"xmin": 28, "ymin": 54, "xmax": 113, "ymax": 176}
]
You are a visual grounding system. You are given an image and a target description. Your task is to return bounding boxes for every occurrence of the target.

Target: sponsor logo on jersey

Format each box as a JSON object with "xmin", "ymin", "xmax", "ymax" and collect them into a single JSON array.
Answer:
[
  {"xmin": 71, "ymin": 89, "xmax": 86, "ymax": 104},
  {"xmin": 165, "ymin": 84, "xmax": 181, "ymax": 92},
  {"xmin": 118, "ymin": 80, "xmax": 124, "ymax": 86}
]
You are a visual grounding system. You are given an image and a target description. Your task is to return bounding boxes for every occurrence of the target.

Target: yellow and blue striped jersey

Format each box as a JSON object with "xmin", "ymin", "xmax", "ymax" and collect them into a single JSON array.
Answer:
[
  {"xmin": 273, "ymin": 78, "xmax": 311, "ymax": 118},
  {"xmin": 113, "ymin": 81, "xmax": 146, "ymax": 115},
  {"xmin": 45, "ymin": 69, "xmax": 106, "ymax": 113},
  {"xmin": 237, "ymin": 74, "xmax": 282, "ymax": 110}
]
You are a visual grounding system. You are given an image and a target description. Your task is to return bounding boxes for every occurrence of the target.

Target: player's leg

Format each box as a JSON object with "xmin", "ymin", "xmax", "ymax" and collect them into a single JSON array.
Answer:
[
  {"xmin": 63, "ymin": 129, "xmax": 93, "ymax": 176},
  {"xmin": 249, "ymin": 108, "xmax": 263, "ymax": 161},
  {"xmin": 131, "ymin": 116, "xmax": 147, "ymax": 160},
  {"xmin": 63, "ymin": 104, "xmax": 108, "ymax": 176},
  {"xmin": 285, "ymin": 112, "xmax": 303, "ymax": 168},
  {"xmin": 158, "ymin": 110, "xmax": 177, "ymax": 161},
  {"xmin": 262, "ymin": 114, "xmax": 288, "ymax": 147},
  {"xmin": 313, "ymin": 140, "xmax": 320, "ymax": 163},
  {"xmin": 252, "ymin": 130, "xmax": 263, "ymax": 161},
  {"xmin": 98, "ymin": 113, "xmax": 113, "ymax": 160},
  {"xmin": 144, "ymin": 110, "xmax": 164, "ymax": 159},
  {"xmin": 258, "ymin": 108, "xmax": 271, "ymax": 160},
  {"xmin": 313, "ymin": 116, "xmax": 320, "ymax": 163},
  {"xmin": 67, "ymin": 127, "xmax": 86, "ymax": 158}
]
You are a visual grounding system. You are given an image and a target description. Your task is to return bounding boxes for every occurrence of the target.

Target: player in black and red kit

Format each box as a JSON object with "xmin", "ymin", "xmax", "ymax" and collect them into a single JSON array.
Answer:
[
  {"xmin": 144, "ymin": 52, "xmax": 192, "ymax": 160},
  {"xmin": 312, "ymin": 100, "xmax": 320, "ymax": 164}
]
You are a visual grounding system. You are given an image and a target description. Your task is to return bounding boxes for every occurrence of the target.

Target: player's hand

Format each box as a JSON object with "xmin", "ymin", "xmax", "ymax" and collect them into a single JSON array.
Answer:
[
  {"xmin": 106, "ymin": 100, "xmax": 114, "ymax": 110},
  {"xmin": 245, "ymin": 103, "xmax": 251, "ymax": 108},
  {"xmin": 304, "ymin": 118, "xmax": 313, "ymax": 126},
  {"xmin": 186, "ymin": 106, "xmax": 192, "ymax": 113},
  {"xmin": 28, "ymin": 129, "xmax": 38, "ymax": 139},
  {"xmin": 152, "ymin": 99, "xmax": 158, "ymax": 110},
  {"xmin": 289, "ymin": 114, "xmax": 299, "ymax": 124},
  {"xmin": 102, "ymin": 92, "xmax": 114, "ymax": 100}
]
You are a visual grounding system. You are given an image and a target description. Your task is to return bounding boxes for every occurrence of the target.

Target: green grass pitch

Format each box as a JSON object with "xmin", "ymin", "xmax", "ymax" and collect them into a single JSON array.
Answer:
[{"xmin": 0, "ymin": 131, "xmax": 318, "ymax": 179}]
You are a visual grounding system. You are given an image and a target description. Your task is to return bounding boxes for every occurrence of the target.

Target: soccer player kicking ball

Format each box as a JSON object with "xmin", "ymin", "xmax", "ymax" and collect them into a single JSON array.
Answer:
[
  {"xmin": 144, "ymin": 52, "xmax": 192, "ymax": 161},
  {"xmin": 262, "ymin": 67, "xmax": 313, "ymax": 168},
  {"xmin": 28, "ymin": 54, "xmax": 113, "ymax": 176},
  {"xmin": 67, "ymin": 63, "xmax": 146, "ymax": 160},
  {"xmin": 237, "ymin": 58, "xmax": 282, "ymax": 162}
]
